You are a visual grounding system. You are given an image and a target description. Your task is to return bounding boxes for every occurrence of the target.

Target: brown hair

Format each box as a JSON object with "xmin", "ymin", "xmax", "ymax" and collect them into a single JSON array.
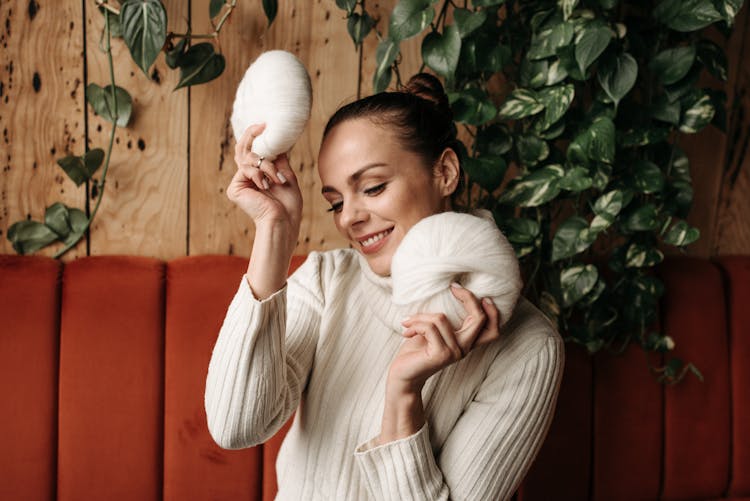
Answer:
[{"xmin": 322, "ymin": 73, "xmax": 465, "ymax": 203}]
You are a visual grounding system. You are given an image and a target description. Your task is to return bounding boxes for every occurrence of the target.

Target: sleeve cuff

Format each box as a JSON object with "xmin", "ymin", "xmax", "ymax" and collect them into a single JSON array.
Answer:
[
  {"xmin": 240, "ymin": 274, "xmax": 287, "ymax": 304},
  {"xmin": 354, "ymin": 424, "xmax": 448, "ymax": 500}
]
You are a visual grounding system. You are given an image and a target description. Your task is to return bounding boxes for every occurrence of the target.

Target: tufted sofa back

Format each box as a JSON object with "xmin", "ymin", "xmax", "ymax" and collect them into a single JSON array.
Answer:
[{"xmin": 1, "ymin": 254, "xmax": 748, "ymax": 500}]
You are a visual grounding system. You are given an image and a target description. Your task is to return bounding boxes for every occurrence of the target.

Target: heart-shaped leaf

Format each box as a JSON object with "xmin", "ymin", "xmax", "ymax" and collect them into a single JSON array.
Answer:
[
  {"xmin": 654, "ymin": 0, "xmax": 723, "ymax": 32},
  {"xmin": 347, "ymin": 12, "xmax": 374, "ymax": 46},
  {"xmin": 679, "ymin": 91, "xmax": 715, "ymax": 133},
  {"xmin": 389, "ymin": 0, "xmax": 435, "ymax": 41},
  {"xmin": 373, "ymin": 38, "xmax": 399, "ymax": 92},
  {"xmin": 663, "ymin": 220, "xmax": 700, "ymax": 246},
  {"xmin": 174, "ymin": 43, "xmax": 226, "ymax": 90},
  {"xmin": 422, "ymin": 25, "xmax": 461, "ymax": 78},
  {"xmin": 120, "ymin": 0, "xmax": 167, "ymax": 75},
  {"xmin": 625, "ymin": 242, "xmax": 664, "ymax": 268},
  {"xmin": 650, "ymin": 45, "xmax": 696, "ymax": 85},
  {"xmin": 561, "ymin": 263, "xmax": 599, "ymax": 306},
  {"xmin": 454, "ymin": 8, "xmax": 486, "ymax": 38},
  {"xmin": 463, "ymin": 155, "xmax": 507, "ymax": 192},
  {"xmin": 6, "ymin": 220, "xmax": 59, "ymax": 254},
  {"xmin": 497, "ymin": 89, "xmax": 545, "ymax": 119},
  {"xmin": 597, "ymin": 52, "xmax": 637, "ymax": 106},
  {"xmin": 552, "ymin": 216, "xmax": 597, "ymax": 261},
  {"xmin": 499, "ymin": 164, "xmax": 565, "ymax": 207},
  {"xmin": 449, "ymin": 88, "xmax": 497, "ymax": 125},
  {"xmin": 56, "ymin": 149, "xmax": 105, "ymax": 186},
  {"xmin": 591, "ymin": 189, "xmax": 626, "ymax": 232},
  {"xmin": 86, "ymin": 84, "xmax": 132, "ymax": 127},
  {"xmin": 575, "ymin": 24, "xmax": 612, "ymax": 75}
]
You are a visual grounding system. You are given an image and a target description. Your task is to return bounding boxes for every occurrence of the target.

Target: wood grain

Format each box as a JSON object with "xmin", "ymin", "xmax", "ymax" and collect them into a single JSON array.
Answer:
[
  {"xmin": 188, "ymin": 0, "xmax": 358, "ymax": 257},
  {"xmin": 0, "ymin": 0, "xmax": 86, "ymax": 260},
  {"xmin": 85, "ymin": 0, "xmax": 188, "ymax": 259},
  {"xmin": 2, "ymin": 2, "xmax": 749, "ymax": 259},
  {"xmin": 712, "ymin": 4, "xmax": 750, "ymax": 255}
]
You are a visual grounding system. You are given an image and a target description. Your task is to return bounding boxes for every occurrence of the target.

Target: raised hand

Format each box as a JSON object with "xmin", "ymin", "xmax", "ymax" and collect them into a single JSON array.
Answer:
[
  {"xmin": 227, "ymin": 123, "xmax": 303, "ymax": 243},
  {"xmin": 389, "ymin": 283, "xmax": 502, "ymax": 392}
]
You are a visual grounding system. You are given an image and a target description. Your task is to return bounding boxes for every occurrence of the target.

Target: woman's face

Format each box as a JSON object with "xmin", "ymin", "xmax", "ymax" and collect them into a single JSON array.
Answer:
[{"xmin": 318, "ymin": 118, "xmax": 456, "ymax": 276}]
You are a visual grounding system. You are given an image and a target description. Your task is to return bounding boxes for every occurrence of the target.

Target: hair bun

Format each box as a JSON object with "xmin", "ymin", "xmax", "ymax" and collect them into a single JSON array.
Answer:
[{"xmin": 404, "ymin": 73, "xmax": 451, "ymax": 118}]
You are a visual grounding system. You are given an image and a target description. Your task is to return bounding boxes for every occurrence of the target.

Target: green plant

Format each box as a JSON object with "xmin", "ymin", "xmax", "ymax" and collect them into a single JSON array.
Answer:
[
  {"xmin": 337, "ymin": 0, "xmax": 745, "ymax": 383},
  {"xmin": 7, "ymin": 0, "xmax": 278, "ymax": 258}
]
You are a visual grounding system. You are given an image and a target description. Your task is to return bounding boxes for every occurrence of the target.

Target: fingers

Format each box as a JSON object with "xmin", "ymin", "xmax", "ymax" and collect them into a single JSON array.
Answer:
[
  {"xmin": 450, "ymin": 283, "xmax": 488, "ymax": 348},
  {"xmin": 474, "ymin": 298, "xmax": 502, "ymax": 347},
  {"xmin": 402, "ymin": 313, "xmax": 463, "ymax": 362},
  {"xmin": 235, "ymin": 123, "xmax": 266, "ymax": 158}
]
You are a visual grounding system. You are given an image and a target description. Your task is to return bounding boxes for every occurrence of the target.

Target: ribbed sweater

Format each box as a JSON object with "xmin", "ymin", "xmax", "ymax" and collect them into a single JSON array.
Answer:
[{"xmin": 205, "ymin": 249, "xmax": 564, "ymax": 500}]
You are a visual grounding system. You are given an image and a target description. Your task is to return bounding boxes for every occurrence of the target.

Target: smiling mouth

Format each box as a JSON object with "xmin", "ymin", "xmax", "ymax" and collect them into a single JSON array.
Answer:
[{"xmin": 357, "ymin": 228, "xmax": 394, "ymax": 251}]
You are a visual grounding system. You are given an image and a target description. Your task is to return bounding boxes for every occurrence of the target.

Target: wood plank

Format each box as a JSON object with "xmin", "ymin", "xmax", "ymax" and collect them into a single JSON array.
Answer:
[
  {"xmin": 188, "ymin": 0, "xmax": 358, "ymax": 256},
  {"xmin": 712, "ymin": 5, "xmax": 750, "ymax": 255},
  {"xmin": 676, "ymin": 7, "xmax": 749, "ymax": 258},
  {"xmin": 85, "ymin": 0, "xmax": 188, "ymax": 259},
  {"xmin": 0, "ymin": 0, "xmax": 86, "ymax": 260}
]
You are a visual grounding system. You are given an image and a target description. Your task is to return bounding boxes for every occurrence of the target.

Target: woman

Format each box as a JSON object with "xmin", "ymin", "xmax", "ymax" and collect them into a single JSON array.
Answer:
[{"xmin": 205, "ymin": 74, "xmax": 564, "ymax": 500}]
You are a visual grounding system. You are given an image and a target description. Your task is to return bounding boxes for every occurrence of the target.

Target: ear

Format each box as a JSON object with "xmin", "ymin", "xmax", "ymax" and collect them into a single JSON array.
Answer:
[{"xmin": 433, "ymin": 147, "xmax": 461, "ymax": 197}]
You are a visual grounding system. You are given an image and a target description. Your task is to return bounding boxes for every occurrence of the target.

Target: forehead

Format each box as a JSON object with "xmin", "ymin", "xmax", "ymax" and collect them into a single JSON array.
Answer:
[{"xmin": 318, "ymin": 118, "xmax": 424, "ymax": 184}]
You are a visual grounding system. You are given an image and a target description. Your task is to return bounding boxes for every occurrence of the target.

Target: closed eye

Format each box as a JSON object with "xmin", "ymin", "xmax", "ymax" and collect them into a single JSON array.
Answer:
[
  {"xmin": 327, "ymin": 201, "xmax": 343, "ymax": 213},
  {"xmin": 364, "ymin": 182, "xmax": 387, "ymax": 196}
]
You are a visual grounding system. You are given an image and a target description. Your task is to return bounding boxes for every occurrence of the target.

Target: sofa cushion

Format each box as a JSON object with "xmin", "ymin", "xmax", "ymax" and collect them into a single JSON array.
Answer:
[
  {"xmin": 164, "ymin": 255, "xmax": 263, "ymax": 500},
  {"xmin": 57, "ymin": 256, "xmax": 165, "ymax": 501},
  {"xmin": 660, "ymin": 258, "xmax": 731, "ymax": 500},
  {"xmin": 716, "ymin": 256, "xmax": 750, "ymax": 497},
  {"xmin": 0, "ymin": 256, "xmax": 60, "ymax": 501}
]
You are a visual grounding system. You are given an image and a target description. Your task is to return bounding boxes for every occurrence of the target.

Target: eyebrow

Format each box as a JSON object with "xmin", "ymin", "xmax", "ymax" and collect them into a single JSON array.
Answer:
[{"xmin": 321, "ymin": 163, "xmax": 388, "ymax": 194}]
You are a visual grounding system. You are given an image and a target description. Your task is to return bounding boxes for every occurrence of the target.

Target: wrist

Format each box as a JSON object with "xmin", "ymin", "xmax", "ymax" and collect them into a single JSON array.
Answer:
[{"xmin": 378, "ymin": 382, "xmax": 425, "ymax": 445}]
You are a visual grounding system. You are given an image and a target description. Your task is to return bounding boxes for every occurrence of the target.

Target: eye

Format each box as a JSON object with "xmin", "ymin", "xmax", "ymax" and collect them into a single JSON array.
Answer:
[
  {"xmin": 364, "ymin": 182, "xmax": 387, "ymax": 196},
  {"xmin": 327, "ymin": 201, "xmax": 343, "ymax": 213}
]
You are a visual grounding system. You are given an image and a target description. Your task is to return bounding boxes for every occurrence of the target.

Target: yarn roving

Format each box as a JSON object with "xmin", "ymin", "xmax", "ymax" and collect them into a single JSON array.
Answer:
[
  {"xmin": 230, "ymin": 50, "xmax": 312, "ymax": 160},
  {"xmin": 391, "ymin": 210, "xmax": 522, "ymax": 330}
]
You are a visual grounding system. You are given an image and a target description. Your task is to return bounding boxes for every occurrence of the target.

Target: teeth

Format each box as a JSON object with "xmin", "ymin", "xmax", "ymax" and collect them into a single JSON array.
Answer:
[{"xmin": 361, "ymin": 229, "xmax": 391, "ymax": 247}]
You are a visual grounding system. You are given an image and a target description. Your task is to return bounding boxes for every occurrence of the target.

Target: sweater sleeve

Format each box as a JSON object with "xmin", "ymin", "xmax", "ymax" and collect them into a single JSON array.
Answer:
[
  {"xmin": 204, "ymin": 253, "xmax": 324, "ymax": 450},
  {"xmin": 353, "ymin": 307, "xmax": 565, "ymax": 501}
]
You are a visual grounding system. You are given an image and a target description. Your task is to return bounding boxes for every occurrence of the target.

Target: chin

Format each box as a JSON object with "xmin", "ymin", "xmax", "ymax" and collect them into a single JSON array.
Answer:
[{"xmin": 366, "ymin": 255, "xmax": 391, "ymax": 277}]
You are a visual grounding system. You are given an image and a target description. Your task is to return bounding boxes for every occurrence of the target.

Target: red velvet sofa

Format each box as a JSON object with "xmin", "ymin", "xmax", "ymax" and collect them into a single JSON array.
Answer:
[{"xmin": 1, "ymin": 254, "xmax": 748, "ymax": 500}]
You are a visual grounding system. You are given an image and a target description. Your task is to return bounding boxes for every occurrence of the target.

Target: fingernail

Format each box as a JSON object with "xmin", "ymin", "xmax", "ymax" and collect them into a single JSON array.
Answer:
[
  {"xmin": 483, "ymin": 297, "xmax": 493, "ymax": 305},
  {"xmin": 277, "ymin": 172, "xmax": 288, "ymax": 184},
  {"xmin": 450, "ymin": 282, "xmax": 463, "ymax": 289},
  {"xmin": 262, "ymin": 178, "xmax": 270, "ymax": 190}
]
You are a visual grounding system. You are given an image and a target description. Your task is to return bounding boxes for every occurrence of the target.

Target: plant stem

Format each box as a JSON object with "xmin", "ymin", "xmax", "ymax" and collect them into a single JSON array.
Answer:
[
  {"xmin": 54, "ymin": 3, "xmax": 117, "ymax": 258},
  {"xmin": 94, "ymin": 0, "xmax": 118, "ymax": 15},
  {"xmin": 171, "ymin": 0, "xmax": 237, "ymax": 39}
]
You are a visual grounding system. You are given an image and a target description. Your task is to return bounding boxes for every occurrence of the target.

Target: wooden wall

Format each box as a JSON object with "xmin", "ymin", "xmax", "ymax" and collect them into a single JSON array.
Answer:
[{"xmin": 1, "ymin": 0, "xmax": 749, "ymax": 261}]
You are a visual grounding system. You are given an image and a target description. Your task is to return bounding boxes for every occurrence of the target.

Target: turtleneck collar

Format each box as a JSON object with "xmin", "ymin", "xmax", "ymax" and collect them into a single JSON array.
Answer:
[{"xmin": 355, "ymin": 252, "xmax": 414, "ymax": 335}]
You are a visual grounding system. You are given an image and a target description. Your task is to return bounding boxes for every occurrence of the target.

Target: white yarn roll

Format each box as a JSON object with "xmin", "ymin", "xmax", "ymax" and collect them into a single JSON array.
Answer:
[
  {"xmin": 231, "ymin": 50, "xmax": 312, "ymax": 160},
  {"xmin": 391, "ymin": 210, "xmax": 522, "ymax": 330}
]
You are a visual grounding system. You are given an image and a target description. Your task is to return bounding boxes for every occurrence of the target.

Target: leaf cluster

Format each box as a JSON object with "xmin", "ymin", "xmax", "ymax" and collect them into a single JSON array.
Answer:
[
  {"xmin": 8, "ymin": 0, "xmax": 264, "ymax": 257},
  {"xmin": 335, "ymin": 0, "xmax": 745, "ymax": 383}
]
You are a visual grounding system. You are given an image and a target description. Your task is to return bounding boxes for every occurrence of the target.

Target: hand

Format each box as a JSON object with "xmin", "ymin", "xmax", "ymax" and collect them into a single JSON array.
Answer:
[
  {"xmin": 226, "ymin": 124, "xmax": 303, "ymax": 242},
  {"xmin": 388, "ymin": 284, "xmax": 502, "ymax": 394}
]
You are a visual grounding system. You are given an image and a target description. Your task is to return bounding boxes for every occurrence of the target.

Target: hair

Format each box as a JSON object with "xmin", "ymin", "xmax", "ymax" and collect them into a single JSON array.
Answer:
[{"xmin": 322, "ymin": 73, "xmax": 465, "ymax": 204}]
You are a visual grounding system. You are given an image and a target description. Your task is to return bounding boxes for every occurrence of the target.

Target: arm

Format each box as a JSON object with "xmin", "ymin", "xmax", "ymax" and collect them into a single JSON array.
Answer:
[
  {"xmin": 205, "ymin": 123, "xmax": 314, "ymax": 449},
  {"xmin": 354, "ymin": 298, "xmax": 565, "ymax": 500},
  {"xmin": 204, "ymin": 252, "xmax": 324, "ymax": 450}
]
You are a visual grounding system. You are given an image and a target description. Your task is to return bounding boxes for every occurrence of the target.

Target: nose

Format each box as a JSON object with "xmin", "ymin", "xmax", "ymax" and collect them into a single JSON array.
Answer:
[{"xmin": 338, "ymin": 197, "xmax": 368, "ymax": 230}]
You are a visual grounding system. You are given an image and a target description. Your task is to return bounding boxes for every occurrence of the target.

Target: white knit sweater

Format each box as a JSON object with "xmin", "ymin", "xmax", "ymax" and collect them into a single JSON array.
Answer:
[{"xmin": 205, "ymin": 249, "xmax": 564, "ymax": 500}]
